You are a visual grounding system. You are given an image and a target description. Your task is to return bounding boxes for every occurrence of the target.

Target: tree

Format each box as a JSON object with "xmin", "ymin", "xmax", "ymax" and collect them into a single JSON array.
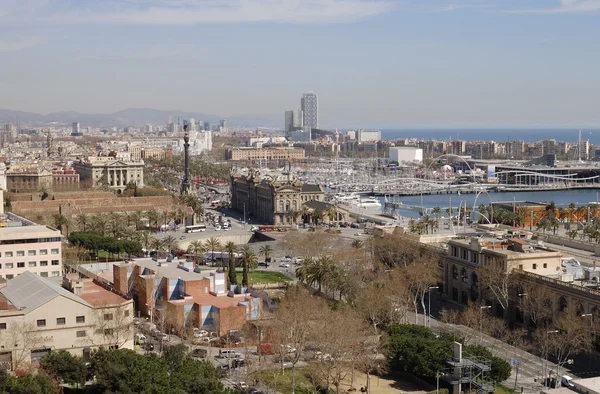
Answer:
[
  {"xmin": 52, "ymin": 214, "xmax": 71, "ymax": 237},
  {"xmin": 75, "ymin": 213, "xmax": 89, "ymax": 232},
  {"xmin": 86, "ymin": 301, "xmax": 134, "ymax": 350},
  {"xmin": 204, "ymin": 237, "xmax": 222, "ymax": 263},
  {"xmin": 0, "ymin": 321, "xmax": 48, "ymax": 372},
  {"xmin": 188, "ymin": 240, "xmax": 206, "ymax": 264},
  {"xmin": 463, "ymin": 344, "xmax": 512, "ymax": 383},
  {"xmin": 240, "ymin": 245, "xmax": 257, "ymax": 287},
  {"xmin": 312, "ymin": 307, "xmax": 370, "ymax": 394},
  {"xmin": 91, "ymin": 349, "xmax": 171, "ymax": 394},
  {"xmin": 224, "ymin": 241, "xmax": 238, "ymax": 286},
  {"xmin": 400, "ymin": 252, "xmax": 439, "ymax": 325},
  {"xmin": 163, "ymin": 235, "xmax": 179, "ymax": 255},
  {"xmin": 40, "ymin": 350, "xmax": 86, "ymax": 387},
  {"xmin": 517, "ymin": 282, "xmax": 554, "ymax": 328},
  {"xmin": 273, "ymin": 286, "xmax": 328, "ymax": 394},
  {"xmin": 259, "ymin": 244, "xmax": 274, "ymax": 261},
  {"xmin": 548, "ymin": 313, "xmax": 592, "ymax": 381},
  {"xmin": 0, "ymin": 370, "xmax": 61, "ymax": 394},
  {"xmin": 387, "ymin": 324, "xmax": 454, "ymax": 379},
  {"xmin": 355, "ymin": 283, "xmax": 393, "ymax": 335},
  {"xmin": 477, "ymin": 260, "xmax": 514, "ymax": 317}
]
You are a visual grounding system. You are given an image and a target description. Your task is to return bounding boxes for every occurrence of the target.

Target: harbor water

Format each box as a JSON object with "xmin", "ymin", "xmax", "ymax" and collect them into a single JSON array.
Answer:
[{"xmin": 376, "ymin": 188, "xmax": 600, "ymax": 218}]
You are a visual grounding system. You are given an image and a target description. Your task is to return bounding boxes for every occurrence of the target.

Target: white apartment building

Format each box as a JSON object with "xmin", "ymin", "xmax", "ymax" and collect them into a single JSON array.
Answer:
[
  {"xmin": 357, "ymin": 129, "xmax": 382, "ymax": 142},
  {"xmin": 0, "ymin": 213, "xmax": 62, "ymax": 280},
  {"xmin": 0, "ymin": 272, "xmax": 134, "ymax": 370},
  {"xmin": 389, "ymin": 146, "xmax": 423, "ymax": 163}
]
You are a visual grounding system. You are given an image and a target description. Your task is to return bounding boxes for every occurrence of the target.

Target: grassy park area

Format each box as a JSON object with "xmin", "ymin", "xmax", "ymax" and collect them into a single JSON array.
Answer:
[{"xmin": 235, "ymin": 270, "xmax": 291, "ymax": 285}]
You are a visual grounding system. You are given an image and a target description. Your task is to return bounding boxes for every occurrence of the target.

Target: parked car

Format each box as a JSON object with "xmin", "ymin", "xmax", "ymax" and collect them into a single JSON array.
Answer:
[
  {"xmin": 143, "ymin": 343, "xmax": 155, "ymax": 351},
  {"xmin": 224, "ymin": 227, "xmax": 231, "ymax": 231},
  {"xmin": 193, "ymin": 328, "xmax": 209, "ymax": 338},
  {"xmin": 258, "ymin": 261, "xmax": 269, "ymax": 267},
  {"xmin": 236, "ymin": 382, "xmax": 248, "ymax": 390},
  {"xmin": 279, "ymin": 262, "xmax": 290, "ymax": 268}
]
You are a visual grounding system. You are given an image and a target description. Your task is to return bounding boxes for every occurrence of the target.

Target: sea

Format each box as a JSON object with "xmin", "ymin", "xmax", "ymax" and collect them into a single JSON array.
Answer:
[{"xmin": 380, "ymin": 129, "xmax": 600, "ymax": 144}]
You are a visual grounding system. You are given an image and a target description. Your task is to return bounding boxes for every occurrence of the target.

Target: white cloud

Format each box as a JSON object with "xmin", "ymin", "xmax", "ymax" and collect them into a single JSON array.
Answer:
[
  {"xmin": 32, "ymin": 0, "xmax": 394, "ymax": 25},
  {"xmin": 0, "ymin": 37, "xmax": 44, "ymax": 53}
]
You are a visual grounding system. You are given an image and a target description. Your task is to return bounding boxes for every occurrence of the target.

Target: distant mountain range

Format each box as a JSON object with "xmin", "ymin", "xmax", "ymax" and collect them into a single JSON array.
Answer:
[{"xmin": 0, "ymin": 107, "xmax": 280, "ymax": 128}]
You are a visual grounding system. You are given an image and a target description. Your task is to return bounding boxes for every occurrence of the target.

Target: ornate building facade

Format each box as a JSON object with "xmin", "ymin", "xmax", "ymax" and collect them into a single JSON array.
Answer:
[
  {"xmin": 231, "ymin": 167, "xmax": 324, "ymax": 225},
  {"xmin": 73, "ymin": 157, "xmax": 144, "ymax": 192}
]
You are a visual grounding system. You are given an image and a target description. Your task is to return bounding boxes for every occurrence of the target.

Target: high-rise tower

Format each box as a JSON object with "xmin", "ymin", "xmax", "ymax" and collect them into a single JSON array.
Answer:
[
  {"xmin": 301, "ymin": 91, "xmax": 318, "ymax": 129},
  {"xmin": 181, "ymin": 126, "xmax": 191, "ymax": 196}
]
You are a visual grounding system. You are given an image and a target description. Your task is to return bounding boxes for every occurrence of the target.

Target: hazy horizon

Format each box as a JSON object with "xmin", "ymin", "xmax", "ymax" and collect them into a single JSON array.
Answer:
[{"xmin": 1, "ymin": 0, "xmax": 600, "ymax": 128}]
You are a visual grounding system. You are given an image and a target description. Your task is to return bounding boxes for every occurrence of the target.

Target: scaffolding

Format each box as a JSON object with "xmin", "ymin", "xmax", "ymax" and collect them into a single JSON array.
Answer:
[{"xmin": 441, "ymin": 342, "xmax": 496, "ymax": 394}]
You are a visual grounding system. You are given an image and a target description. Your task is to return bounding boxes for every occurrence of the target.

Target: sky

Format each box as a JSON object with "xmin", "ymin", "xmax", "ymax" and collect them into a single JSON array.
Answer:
[{"xmin": 1, "ymin": 0, "xmax": 600, "ymax": 128}]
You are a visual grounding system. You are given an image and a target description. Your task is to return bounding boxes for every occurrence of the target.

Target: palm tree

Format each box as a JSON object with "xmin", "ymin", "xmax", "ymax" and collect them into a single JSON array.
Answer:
[
  {"xmin": 90, "ymin": 213, "xmax": 108, "ymax": 236},
  {"xmin": 240, "ymin": 245, "xmax": 257, "ymax": 287},
  {"xmin": 139, "ymin": 231, "xmax": 152, "ymax": 253},
  {"xmin": 108, "ymin": 212, "xmax": 124, "ymax": 237},
  {"xmin": 187, "ymin": 240, "xmax": 205, "ymax": 263},
  {"xmin": 145, "ymin": 210, "xmax": 159, "ymax": 231},
  {"xmin": 150, "ymin": 237, "xmax": 166, "ymax": 258},
  {"xmin": 299, "ymin": 206, "xmax": 310, "ymax": 224},
  {"xmin": 224, "ymin": 241, "xmax": 238, "ymax": 285},
  {"xmin": 313, "ymin": 208, "xmax": 323, "ymax": 225},
  {"xmin": 75, "ymin": 213, "xmax": 89, "ymax": 232},
  {"xmin": 163, "ymin": 235, "xmax": 179, "ymax": 255},
  {"xmin": 204, "ymin": 237, "xmax": 222, "ymax": 263},
  {"xmin": 259, "ymin": 245, "xmax": 274, "ymax": 261},
  {"xmin": 52, "ymin": 214, "xmax": 71, "ymax": 237},
  {"xmin": 325, "ymin": 206, "xmax": 337, "ymax": 224},
  {"xmin": 431, "ymin": 206, "xmax": 442, "ymax": 226},
  {"xmin": 130, "ymin": 210, "xmax": 143, "ymax": 230}
]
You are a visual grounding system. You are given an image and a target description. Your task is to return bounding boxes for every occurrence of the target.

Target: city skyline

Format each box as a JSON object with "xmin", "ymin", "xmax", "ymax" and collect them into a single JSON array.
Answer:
[{"xmin": 1, "ymin": 0, "xmax": 600, "ymax": 128}]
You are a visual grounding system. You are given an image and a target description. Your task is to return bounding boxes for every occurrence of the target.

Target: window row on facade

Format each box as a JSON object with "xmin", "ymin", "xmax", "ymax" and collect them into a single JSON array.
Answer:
[{"xmin": 0, "ymin": 249, "xmax": 59, "ymax": 257}]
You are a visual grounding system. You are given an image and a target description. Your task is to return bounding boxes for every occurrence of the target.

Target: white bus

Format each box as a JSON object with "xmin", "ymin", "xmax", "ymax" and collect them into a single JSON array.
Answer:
[{"xmin": 185, "ymin": 225, "xmax": 207, "ymax": 233}]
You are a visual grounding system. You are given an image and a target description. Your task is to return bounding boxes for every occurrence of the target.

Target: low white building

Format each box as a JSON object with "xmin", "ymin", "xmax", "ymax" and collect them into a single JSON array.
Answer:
[
  {"xmin": 0, "ymin": 272, "xmax": 134, "ymax": 370},
  {"xmin": 0, "ymin": 213, "xmax": 62, "ymax": 280},
  {"xmin": 389, "ymin": 146, "xmax": 423, "ymax": 163}
]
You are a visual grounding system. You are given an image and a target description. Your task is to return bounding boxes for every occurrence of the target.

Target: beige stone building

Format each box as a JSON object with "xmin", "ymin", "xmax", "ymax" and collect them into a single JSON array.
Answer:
[
  {"xmin": 0, "ymin": 213, "xmax": 63, "ymax": 281},
  {"xmin": 0, "ymin": 272, "xmax": 134, "ymax": 370},
  {"xmin": 226, "ymin": 147, "xmax": 305, "ymax": 161},
  {"xmin": 231, "ymin": 167, "xmax": 324, "ymax": 225},
  {"xmin": 443, "ymin": 235, "xmax": 563, "ymax": 316},
  {"xmin": 73, "ymin": 156, "xmax": 144, "ymax": 192}
]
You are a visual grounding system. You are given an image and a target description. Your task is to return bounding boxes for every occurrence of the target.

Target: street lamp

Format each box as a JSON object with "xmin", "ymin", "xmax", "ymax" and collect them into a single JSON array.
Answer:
[
  {"xmin": 480, "ymin": 305, "xmax": 492, "ymax": 344},
  {"xmin": 544, "ymin": 330, "xmax": 559, "ymax": 388},
  {"xmin": 428, "ymin": 286, "xmax": 439, "ymax": 328}
]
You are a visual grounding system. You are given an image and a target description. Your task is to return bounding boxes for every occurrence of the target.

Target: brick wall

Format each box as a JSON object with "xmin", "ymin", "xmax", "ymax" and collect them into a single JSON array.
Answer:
[
  {"xmin": 183, "ymin": 278, "xmax": 211, "ymax": 299},
  {"xmin": 113, "ymin": 265, "xmax": 129, "ymax": 295},
  {"xmin": 216, "ymin": 305, "xmax": 247, "ymax": 336}
]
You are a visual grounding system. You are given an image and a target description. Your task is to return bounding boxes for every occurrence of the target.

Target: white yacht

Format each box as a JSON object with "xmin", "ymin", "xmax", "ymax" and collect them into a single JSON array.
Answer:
[{"xmin": 354, "ymin": 198, "xmax": 382, "ymax": 208}]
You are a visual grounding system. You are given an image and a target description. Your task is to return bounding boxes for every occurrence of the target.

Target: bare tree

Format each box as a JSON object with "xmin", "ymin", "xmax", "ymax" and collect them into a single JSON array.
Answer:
[
  {"xmin": 477, "ymin": 260, "xmax": 514, "ymax": 316},
  {"xmin": 401, "ymin": 253, "xmax": 438, "ymax": 325},
  {"xmin": 517, "ymin": 282, "xmax": 554, "ymax": 327},
  {"xmin": 85, "ymin": 302, "xmax": 134, "ymax": 350},
  {"xmin": 272, "ymin": 286, "xmax": 328, "ymax": 394},
  {"xmin": 311, "ymin": 308, "xmax": 369, "ymax": 394},
  {"xmin": 549, "ymin": 313, "xmax": 592, "ymax": 383},
  {"xmin": 0, "ymin": 321, "xmax": 49, "ymax": 372}
]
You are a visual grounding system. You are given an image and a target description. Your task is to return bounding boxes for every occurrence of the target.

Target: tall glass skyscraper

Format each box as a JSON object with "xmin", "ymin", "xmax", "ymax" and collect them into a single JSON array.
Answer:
[{"xmin": 301, "ymin": 92, "xmax": 318, "ymax": 129}]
